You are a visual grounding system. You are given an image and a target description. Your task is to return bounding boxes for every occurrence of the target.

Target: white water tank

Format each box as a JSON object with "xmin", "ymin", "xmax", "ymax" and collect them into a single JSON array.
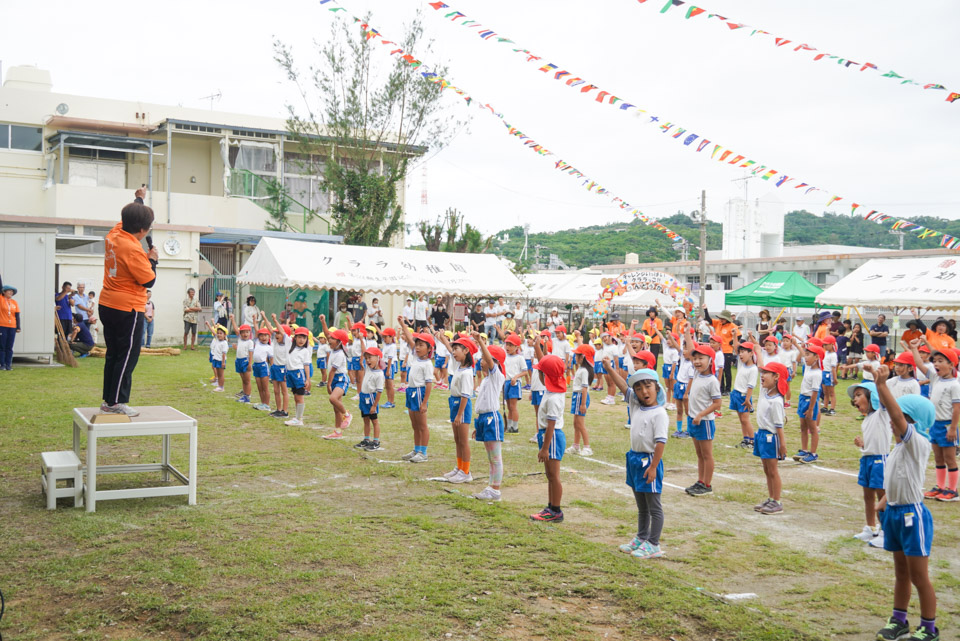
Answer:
[{"xmin": 722, "ymin": 191, "xmax": 784, "ymax": 260}]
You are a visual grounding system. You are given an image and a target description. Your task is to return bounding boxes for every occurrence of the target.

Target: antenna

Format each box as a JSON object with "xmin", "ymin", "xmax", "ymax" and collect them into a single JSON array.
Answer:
[
  {"xmin": 889, "ymin": 229, "xmax": 906, "ymax": 251},
  {"xmin": 420, "ymin": 164, "xmax": 428, "ymax": 220},
  {"xmin": 519, "ymin": 223, "xmax": 530, "ymax": 262},
  {"xmin": 731, "ymin": 171, "xmax": 754, "ymax": 202},
  {"xmin": 199, "ymin": 90, "xmax": 222, "ymax": 110}
]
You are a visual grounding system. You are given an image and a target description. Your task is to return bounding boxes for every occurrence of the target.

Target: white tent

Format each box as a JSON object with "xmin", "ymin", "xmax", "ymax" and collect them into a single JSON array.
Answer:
[
  {"xmin": 534, "ymin": 271, "xmax": 677, "ymax": 308},
  {"xmin": 521, "ymin": 272, "xmax": 575, "ymax": 301},
  {"xmin": 237, "ymin": 237, "xmax": 527, "ymax": 297},
  {"xmin": 816, "ymin": 257, "xmax": 960, "ymax": 310}
]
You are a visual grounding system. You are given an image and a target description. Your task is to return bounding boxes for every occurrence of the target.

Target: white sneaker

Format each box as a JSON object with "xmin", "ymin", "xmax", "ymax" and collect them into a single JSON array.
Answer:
[
  {"xmin": 409, "ymin": 452, "xmax": 428, "ymax": 463},
  {"xmin": 99, "ymin": 402, "xmax": 140, "ymax": 417},
  {"xmin": 624, "ymin": 422, "xmax": 631, "ymax": 429},
  {"xmin": 665, "ymin": 403, "xmax": 676, "ymax": 411},
  {"xmin": 868, "ymin": 531, "xmax": 885, "ymax": 548},
  {"xmin": 600, "ymin": 396, "xmax": 615, "ymax": 405},
  {"xmin": 565, "ymin": 445, "xmax": 580, "ymax": 455},
  {"xmin": 529, "ymin": 435, "xmax": 539, "ymax": 443},
  {"xmin": 213, "ymin": 387, "xmax": 224, "ymax": 392},
  {"xmin": 473, "ymin": 486, "xmax": 502, "ymax": 501},
  {"xmin": 579, "ymin": 447, "xmax": 594, "ymax": 457},
  {"xmin": 449, "ymin": 470, "xmax": 473, "ymax": 484},
  {"xmin": 284, "ymin": 418, "xmax": 304, "ymax": 426},
  {"xmin": 401, "ymin": 450, "xmax": 417, "ymax": 461},
  {"xmin": 853, "ymin": 525, "xmax": 879, "ymax": 541},
  {"xmin": 443, "ymin": 468, "xmax": 460, "ymax": 479}
]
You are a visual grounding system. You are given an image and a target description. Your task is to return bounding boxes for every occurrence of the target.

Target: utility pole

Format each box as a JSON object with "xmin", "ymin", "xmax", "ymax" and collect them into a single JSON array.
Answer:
[{"xmin": 698, "ymin": 189, "xmax": 707, "ymax": 318}]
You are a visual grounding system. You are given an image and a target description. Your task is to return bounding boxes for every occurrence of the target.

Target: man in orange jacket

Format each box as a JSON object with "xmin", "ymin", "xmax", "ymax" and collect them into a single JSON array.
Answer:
[{"xmin": 704, "ymin": 307, "xmax": 739, "ymax": 394}]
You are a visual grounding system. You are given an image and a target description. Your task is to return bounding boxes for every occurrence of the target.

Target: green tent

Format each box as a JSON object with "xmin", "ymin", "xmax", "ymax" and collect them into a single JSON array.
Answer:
[{"xmin": 724, "ymin": 271, "xmax": 838, "ymax": 309}]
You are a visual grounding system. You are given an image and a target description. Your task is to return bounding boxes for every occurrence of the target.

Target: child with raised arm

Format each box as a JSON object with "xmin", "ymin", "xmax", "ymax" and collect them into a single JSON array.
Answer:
[
  {"xmin": 684, "ymin": 330, "xmax": 722, "ymax": 496},
  {"xmin": 204, "ymin": 320, "xmax": 229, "ymax": 392},
  {"xmin": 606, "ymin": 363, "xmax": 668, "ymax": 559},
  {"xmin": 848, "ymin": 377, "xmax": 891, "ymax": 546},
  {"xmin": 499, "ymin": 327, "xmax": 525, "ymax": 434},
  {"xmin": 777, "ymin": 334, "xmax": 799, "ymax": 408},
  {"xmin": 264, "ymin": 313, "xmax": 289, "ymax": 418},
  {"xmin": 347, "ymin": 322, "xmax": 367, "ymax": 394},
  {"xmin": 821, "ymin": 335, "xmax": 839, "ymax": 416},
  {"xmin": 251, "ymin": 326, "xmax": 273, "ymax": 411},
  {"xmin": 354, "ymin": 346, "xmax": 385, "ymax": 451},
  {"xmin": 753, "ymin": 362, "xmax": 788, "ymax": 514},
  {"xmin": 228, "ymin": 314, "xmax": 254, "ymax": 404},
  {"xmin": 528, "ymin": 330, "xmax": 550, "ymax": 444},
  {"xmin": 568, "ymin": 343, "xmax": 596, "ymax": 456},
  {"xmin": 660, "ymin": 328, "xmax": 680, "ymax": 411},
  {"xmin": 398, "ymin": 315, "xmax": 434, "ymax": 463},
  {"xmin": 472, "ymin": 331, "xmax": 508, "ymax": 501},
  {"xmin": 283, "ymin": 327, "xmax": 312, "ymax": 426},
  {"xmin": 872, "ymin": 365, "xmax": 940, "ymax": 641},
  {"xmin": 888, "ymin": 352, "xmax": 922, "ymax": 400},
  {"xmin": 794, "ymin": 345, "xmax": 824, "ymax": 464},
  {"xmin": 380, "ymin": 327, "xmax": 398, "ymax": 408},
  {"xmin": 671, "ymin": 329, "xmax": 695, "ymax": 439},
  {"xmin": 730, "ymin": 335, "xmax": 759, "ymax": 449},
  {"xmin": 436, "ymin": 330, "xmax": 474, "ymax": 482},
  {"xmin": 318, "ymin": 314, "xmax": 351, "ymax": 439},
  {"xmin": 530, "ymin": 353, "xmax": 568, "ymax": 522}
]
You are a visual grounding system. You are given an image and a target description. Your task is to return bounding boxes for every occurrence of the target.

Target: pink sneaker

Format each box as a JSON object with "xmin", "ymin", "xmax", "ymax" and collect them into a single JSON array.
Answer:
[
  {"xmin": 322, "ymin": 430, "xmax": 343, "ymax": 440},
  {"xmin": 341, "ymin": 413, "xmax": 353, "ymax": 429}
]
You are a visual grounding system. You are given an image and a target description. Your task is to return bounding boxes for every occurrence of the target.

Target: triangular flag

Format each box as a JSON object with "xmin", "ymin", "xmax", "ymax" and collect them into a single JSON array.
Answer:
[
  {"xmin": 774, "ymin": 38, "xmax": 791, "ymax": 47},
  {"xmin": 851, "ymin": 203, "xmax": 860, "ymax": 214},
  {"xmin": 947, "ymin": 93, "xmax": 960, "ymax": 103},
  {"xmin": 826, "ymin": 196, "xmax": 842, "ymax": 206},
  {"xmin": 660, "ymin": 0, "xmax": 684, "ymax": 13},
  {"xmin": 686, "ymin": 6, "xmax": 705, "ymax": 19}
]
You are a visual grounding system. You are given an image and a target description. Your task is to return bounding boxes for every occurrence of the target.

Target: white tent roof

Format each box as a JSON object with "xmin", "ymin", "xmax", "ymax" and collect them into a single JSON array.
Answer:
[
  {"xmin": 237, "ymin": 237, "xmax": 527, "ymax": 297},
  {"xmin": 521, "ymin": 272, "xmax": 575, "ymax": 301},
  {"xmin": 816, "ymin": 257, "xmax": 960, "ymax": 310}
]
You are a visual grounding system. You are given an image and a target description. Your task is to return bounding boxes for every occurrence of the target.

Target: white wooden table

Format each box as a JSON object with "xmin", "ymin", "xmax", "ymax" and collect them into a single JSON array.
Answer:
[{"xmin": 72, "ymin": 406, "xmax": 198, "ymax": 513}]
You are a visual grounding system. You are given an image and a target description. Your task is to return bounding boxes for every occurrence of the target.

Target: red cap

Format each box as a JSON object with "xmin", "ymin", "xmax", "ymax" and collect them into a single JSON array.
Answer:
[
  {"xmin": 381, "ymin": 327, "xmax": 397, "ymax": 337},
  {"xmin": 807, "ymin": 337, "xmax": 823, "ymax": 348},
  {"xmin": 670, "ymin": 332, "xmax": 679, "ymax": 341},
  {"xmin": 293, "ymin": 327, "xmax": 310, "ymax": 337},
  {"xmin": 691, "ymin": 343, "xmax": 717, "ymax": 375},
  {"xmin": 350, "ymin": 322, "xmax": 368, "ymax": 337},
  {"xmin": 821, "ymin": 335, "xmax": 837, "ymax": 345},
  {"xmin": 763, "ymin": 335, "xmax": 779, "ymax": 344},
  {"xmin": 487, "ymin": 345, "xmax": 507, "ymax": 375},
  {"xmin": 709, "ymin": 334, "xmax": 722, "ymax": 344},
  {"xmin": 505, "ymin": 334, "xmax": 523, "ymax": 347},
  {"xmin": 865, "ymin": 344, "xmax": 881, "ymax": 354},
  {"xmin": 806, "ymin": 345, "xmax": 825, "ymax": 368},
  {"xmin": 280, "ymin": 324, "xmax": 293, "ymax": 336},
  {"xmin": 257, "ymin": 327, "xmax": 271, "ymax": 335},
  {"xmin": 238, "ymin": 324, "xmax": 252, "ymax": 332},
  {"xmin": 554, "ymin": 325, "xmax": 567, "ymax": 334},
  {"xmin": 918, "ymin": 345, "xmax": 931, "ymax": 354},
  {"xmin": 739, "ymin": 341, "xmax": 756, "ymax": 351},
  {"xmin": 635, "ymin": 350, "xmax": 656, "ymax": 369},
  {"xmin": 413, "ymin": 332, "xmax": 436, "ymax": 349},
  {"xmin": 573, "ymin": 343, "xmax": 595, "ymax": 366},
  {"xmin": 533, "ymin": 354, "xmax": 566, "ymax": 393},
  {"xmin": 539, "ymin": 329, "xmax": 552, "ymax": 337},
  {"xmin": 329, "ymin": 329, "xmax": 350, "ymax": 344},
  {"xmin": 894, "ymin": 352, "xmax": 916, "ymax": 366},
  {"xmin": 364, "ymin": 346, "xmax": 383, "ymax": 358},
  {"xmin": 452, "ymin": 337, "xmax": 475, "ymax": 352},
  {"xmin": 933, "ymin": 349, "xmax": 959, "ymax": 368},
  {"xmin": 782, "ymin": 333, "xmax": 794, "ymax": 341},
  {"xmin": 760, "ymin": 362, "xmax": 790, "ymax": 398}
]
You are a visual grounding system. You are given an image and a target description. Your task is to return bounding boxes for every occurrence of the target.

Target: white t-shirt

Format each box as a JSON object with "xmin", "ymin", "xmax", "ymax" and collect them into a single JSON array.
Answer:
[
  {"xmin": 626, "ymin": 395, "xmax": 669, "ymax": 453},
  {"xmin": 271, "ymin": 338, "xmax": 288, "ymax": 366},
  {"xmin": 316, "ymin": 343, "xmax": 331, "ymax": 361},
  {"xmin": 756, "ymin": 391, "xmax": 785, "ymax": 432},
  {"xmin": 531, "ymin": 357, "xmax": 546, "ymax": 393},
  {"xmin": 552, "ymin": 339, "xmax": 569, "ymax": 361},
  {"xmin": 930, "ymin": 377, "xmax": 960, "ymax": 422},
  {"xmin": 475, "ymin": 365, "xmax": 505, "ymax": 414},
  {"xmin": 522, "ymin": 344, "xmax": 534, "ymax": 360},
  {"xmin": 884, "ymin": 424, "xmax": 932, "ymax": 506},
  {"xmin": 546, "ymin": 314, "xmax": 562, "ymax": 330},
  {"xmin": 572, "ymin": 367, "xmax": 590, "ymax": 391},
  {"xmin": 402, "ymin": 304, "xmax": 415, "ymax": 321},
  {"xmin": 687, "ymin": 373, "xmax": 721, "ymax": 418},
  {"xmin": 235, "ymin": 338, "xmax": 254, "ymax": 360},
  {"xmin": 361, "ymin": 369, "xmax": 385, "ymax": 395},
  {"xmin": 601, "ymin": 342, "xmax": 619, "ymax": 361},
  {"xmin": 662, "ymin": 343, "xmax": 679, "ymax": 366},
  {"xmin": 483, "ymin": 306, "xmax": 498, "ymax": 324},
  {"xmin": 415, "ymin": 301, "xmax": 429, "ymax": 321},
  {"xmin": 348, "ymin": 338, "xmax": 364, "ymax": 358},
  {"xmin": 792, "ymin": 323, "xmax": 810, "ymax": 344},
  {"xmin": 778, "ymin": 347, "xmax": 799, "ymax": 372},
  {"xmin": 408, "ymin": 357, "xmax": 434, "ymax": 388},
  {"xmin": 382, "ymin": 342, "xmax": 397, "ymax": 366},
  {"xmin": 286, "ymin": 345, "xmax": 310, "ymax": 372},
  {"xmin": 537, "ymin": 391, "xmax": 566, "ymax": 431},
  {"xmin": 253, "ymin": 341, "xmax": 272, "ymax": 364},
  {"xmin": 713, "ymin": 351, "xmax": 725, "ymax": 374},
  {"xmin": 733, "ymin": 363, "xmax": 758, "ymax": 395},
  {"xmin": 505, "ymin": 353, "xmax": 526, "ymax": 379},
  {"xmin": 823, "ymin": 351, "xmax": 838, "ymax": 372},
  {"xmin": 210, "ymin": 338, "xmax": 229, "ymax": 363},
  {"xmin": 860, "ymin": 408, "xmax": 893, "ymax": 456},
  {"xmin": 449, "ymin": 365, "xmax": 474, "ymax": 399},
  {"xmin": 328, "ymin": 349, "xmax": 348, "ymax": 375},
  {"xmin": 800, "ymin": 367, "xmax": 822, "ymax": 396},
  {"xmin": 675, "ymin": 357, "xmax": 695, "ymax": 385},
  {"xmin": 436, "ymin": 341, "xmax": 450, "ymax": 359},
  {"xmin": 856, "ymin": 359, "xmax": 878, "ymax": 381},
  {"xmin": 886, "ymin": 377, "xmax": 921, "ymax": 400},
  {"xmin": 399, "ymin": 341, "xmax": 410, "ymax": 363}
]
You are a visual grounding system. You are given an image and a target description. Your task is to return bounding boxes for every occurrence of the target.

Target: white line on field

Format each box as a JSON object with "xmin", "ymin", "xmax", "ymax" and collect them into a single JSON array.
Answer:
[
  {"xmin": 577, "ymin": 458, "xmax": 686, "ymax": 491},
  {"xmin": 809, "ymin": 464, "xmax": 858, "ymax": 478}
]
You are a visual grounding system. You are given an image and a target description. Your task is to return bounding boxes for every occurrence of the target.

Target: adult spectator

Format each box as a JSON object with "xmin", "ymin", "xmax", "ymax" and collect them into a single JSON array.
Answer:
[
  {"xmin": 704, "ymin": 308, "xmax": 739, "ymax": 395},
  {"xmin": 69, "ymin": 320, "xmax": 95, "ymax": 356},
  {"xmin": 501, "ymin": 310, "xmax": 517, "ymax": 336},
  {"xmin": 525, "ymin": 304, "xmax": 540, "ymax": 330},
  {"xmin": 87, "ymin": 290, "xmax": 99, "ymax": 344},
  {"xmin": 606, "ymin": 312, "xmax": 625, "ymax": 338},
  {"xmin": 469, "ymin": 303, "xmax": 486, "ymax": 332},
  {"xmin": 333, "ymin": 301, "xmax": 352, "ymax": 331},
  {"xmin": 910, "ymin": 309, "xmax": 956, "ymax": 352},
  {"xmin": 401, "ymin": 297, "xmax": 415, "ymax": 325},
  {"xmin": 243, "ymin": 295, "xmax": 261, "ymax": 327},
  {"xmin": 494, "ymin": 297, "xmax": 508, "ymax": 331},
  {"xmin": 512, "ymin": 300, "xmax": 524, "ymax": 324},
  {"xmin": 0, "ymin": 284, "xmax": 21, "ymax": 370},
  {"xmin": 483, "ymin": 299, "xmax": 498, "ymax": 339},
  {"xmin": 545, "ymin": 307, "xmax": 562, "ymax": 331},
  {"xmin": 278, "ymin": 301, "xmax": 296, "ymax": 325},
  {"xmin": 641, "ymin": 307, "xmax": 663, "ymax": 365},
  {"xmin": 813, "ymin": 311, "xmax": 832, "ymax": 341},
  {"xmin": 868, "ymin": 313, "xmax": 890, "ymax": 353},
  {"xmin": 829, "ymin": 311, "xmax": 845, "ymax": 337},
  {"xmin": 99, "ymin": 189, "xmax": 158, "ymax": 416},
  {"xmin": 430, "ymin": 301, "xmax": 449, "ymax": 332},
  {"xmin": 414, "ymin": 294, "xmax": 430, "ymax": 331},
  {"xmin": 143, "ymin": 290, "xmax": 155, "ymax": 348},
  {"xmin": 366, "ymin": 297, "xmax": 384, "ymax": 332},
  {"xmin": 73, "ymin": 282, "xmax": 93, "ymax": 328},
  {"xmin": 349, "ymin": 294, "xmax": 367, "ymax": 324},
  {"xmin": 55, "ymin": 281, "xmax": 74, "ymax": 338},
  {"xmin": 792, "ymin": 316, "xmax": 810, "ymax": 344},
  {"xmin": 182, "ymin": 287, "xmax": 201, "ymax": 350},
  {"xmin": 847, "ymin": 323, "xmax": 864, "ymax": 366},
  {"xmin": 756, "ymin": 309, "xmax": 772, "ymax": 342},
  {"xmin": 213, "ymin": 293, "xmax": 227, "ymax": 327}
]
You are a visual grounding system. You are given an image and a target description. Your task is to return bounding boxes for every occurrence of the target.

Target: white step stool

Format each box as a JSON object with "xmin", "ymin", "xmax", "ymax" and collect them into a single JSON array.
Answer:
[{"xmin": 41, "ymin": 450, "xmax": 83, "ymax": 510}]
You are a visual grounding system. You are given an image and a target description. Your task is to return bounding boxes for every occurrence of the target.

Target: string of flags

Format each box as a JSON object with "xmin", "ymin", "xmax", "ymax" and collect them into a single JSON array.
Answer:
[
  {"xmin": 862, "ymin": 209, "xmax": 960, "ymax": 250},
  {"xmin": 318, "ymin": 0, "xmax": 695, "ymax": 248},
  {"xmin": 424, "ymin": 1, "xmax": 960, "ymax": 252},
  {"xmin": 642, "ymin": 0, "xmax": 959, "ymax": 105}
]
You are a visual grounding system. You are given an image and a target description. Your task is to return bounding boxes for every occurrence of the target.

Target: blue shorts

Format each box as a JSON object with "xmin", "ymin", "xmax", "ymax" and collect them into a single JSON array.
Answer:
[
  {"xmin": 729, "ymin": 389, "xmax": 753, "ymax": 413},
  {"xmin": 448, "ymin": 395, "xmax": 473, "ymax": 424},
  {"xmin": 209, "ymin": 352, "xmax": 213, "ymax": 363},
  {"xmin": 594, "ymin": 360, "xmax": 607, "ymax": 375},
  {"xmin": 626, "ymin": 450, "xmax": 663, "ymax": 493},
  {"xmin": 531, "ymin": 390, "xmax": 544, "ymax": 406},
  {"xmin": 787, "ymin": 370, "xmax": 794, "ymax": 383},
  {"xmin": 269, "ymin": 364, "xmax": 286, "ymax": 382},
  {"xmin": 570, "ymin": 391, "xmax": 591, "ymax": 417},
  {"xmin": 687, "ymin": 417, "xmax": 716, "ymax": 441},
  {"xmin": 753, "ymin": 429, "xmax": 780, "ymax": 460},
  {"xmin": 286, "ymin": 368, "xmax": 306, "ymax": 392},
  {"xmin": 662, "ymin": 363, "xmax": 674, "ymax": 380},
  {"xmin": 308, "ymin": 362, "xmax": 313, "ymax": 377},
  {"xmin": 211, "ymin": 359, "xmax": 224, "ymax": 370},
  {"xmin": 536, "ymin": 428, "xmax": 566, "ymax": 461},
  {"xmin": 474, "ymin": 411, "xmax": 505, "ymax": 442},
  {"xmin": 400, "ymin": 362, "xmax": 408, "ymax": 373},
  {"xmin": 317, "ymin": 357, "xmax": 327, "ymax": 370},
  {"xmin": 920, "ymin": 383, "xmax": 930, "ymax": 398},
  {"xmin": 858, "ymin": 454, "xmax": 886, "ymax": 489},
  {"xmin": 798, "ymin": 392, "xmax": 820, "ymax": 421},
  {"xmin": 330, "ymin": 373, "xmax": 349, "ymax": 393},
  {"xmin": 253, "ymin": 361, "xmax": 269, "ymax": 378},
  {"xmin": 406, "ymin": 386, "xmax": 426, "ymax": 412},
  {"xmin": 385, "ymin": 362, "xmax": 396, "ymax": 380},
  {"xmin": 821, "ymin": 371, "xmax": 834, "ymax": 387},
  {"xmin": 504, "ymin": 380, "xmax": 522, "ymax": 400},
  {"xmin": 474, "ymin": 361, "xmax": 482, "ymax": 373},
  {"xmin": 930, "ymin": 419, "xmax": 958, "ymax": 447},
  {"xmin": 526, "ymin": 359, "xmax": 533, "ymax": 372},
  {"xmin": 348, "ymin": 356, "xmax": 362, "ymax": 371},
  {"xmin": 359, "ymin": 392, "xmax": 379, "ymax": 417},
  {"xmin": 234, "ymin": 357, "xmax": 249, "ymax": 374},
  {"xmin": 673, "ymin": 381, "xmax": 687, "ymax": 400},
  {"xmin": 435, "ymin": 356, "xmax": 447, "ymax": 369},
  {"xmin": 618, "ymin": 357, "xmax": 626, "ymax": 370},
  {"xmin": 882, "ymin": 503, "xmax": 933, "ymax": 557}
]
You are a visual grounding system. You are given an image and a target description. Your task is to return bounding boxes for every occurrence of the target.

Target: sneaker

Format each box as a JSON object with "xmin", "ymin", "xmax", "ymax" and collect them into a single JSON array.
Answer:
[
  {"xmin": 364, "ymin": 441, "xmax": 382, "ymax": 452},
  {"xmin": 783, "ymin": 401, "xmax": 791, "ymax": 408},
  {"xmin": 868, "ymin": 532, "xmax": 886, "ymax": 549},
  {"xmin": 506, "ymin": 425, "xmax": 519, "ymax": 434},
  {"xmin": 235, "ymin": 390, "xmax": 244, "ymax": 398},
  {"xmin": 529, "ymin": 435, "xmax": 539, "ymax": 443},
  {"xmin": 579, "ymin": 447, "xmax": 594, "ymax": 456},
  {"xmin": 678, "ymin": 431, "xmax": 691, "ymax": 439},
  {"xmin": 284, "ymin": 418, "xmax": 304, "ymax": 426},
  {"xmin": 907, "ymin": 625, "xmax": 939, "ymax": 641},
  {"xmin": 624, "ymin": 422, "xmax": 632, "ymax": 429},
  {"xmin": 449, "ymin": 470, "xmax": 473, "ymax": 484},
  {"xmin": 99, "ymin": 402, "xmax": 140, "ymax": 417},
  {"xmin": 665, "ymin": 403, "xmax": 676, "ymax": 411},
  {"xmin": 619, "ymin": 536, "xmax": 644, "ymax": 553},
  {"xmin": 754, "ymin": 498, "xmax": 772, "ymax": 512},
  {"xmin": 268, "ymin": 410, "xmax": 281, "ymax": 417},
  {"xmin": 322, "ymin": 431, "xmax": 344, "ymax": 440},
  {"xmin": 565, "ymin": 445, "xmax": 580, "ymax": 455},
  {"xmin": 341, "ymin": 413, "xmax": 353, "ymax": 429},
  {"xmin": 792, "ymin": 450, "xmax": 808, "ymax": 462},
  {"xmin": 924, "ymin": 486, "xmax": 943, "ymax": 499},
  {"xmin": 396, "ymin": 385, "xmax": 407, "ymax": 392},
  {"xmin": 401, "ymin": 450, "xmax": 417, "ymax": 461},
  {"xmin": 671, "ymin": 430, "xmax": 684, "ymax": 439},
  {"xmin": 443, "ymin": 468, "xmax": 461, "ymax": 479},
  {"xmin": 935, "ymin": 489, "xmax": 960, "ymax": 502},
  {"xmin": 381, "ymin": 402, "xmax": 396, "ymax": 409},
  {"xmin": 876, "ymin": 617, "xmax": 911, "ymax": 641},
  {"xmin": 799, "ymin": 452, "xmax": 819, "ymax": 464},
  {"xmin": 276, "ymin": 410, "xmax": 289, "ymax": 418},
  {"xmin": 632, "ymin": 542, "xmax": 664, "ymax": 559},
  {"xmin": 472, "ymin": 486, "xmax": 502, "ymax": 501},
  {"xmin": 600, "ymin": 397, "xmax": 615, "ymax": 405},
  {"xmin": 237, "ymin": 395, "xmax": 251, "ymax": 403},
  {"xmin": 409, "ymin": 452, "xmax": 429, "ymax": 463},
  {"xmin": 685, "ymin": 481, "xmax": 704, "ymax": 495},
  {"xmin": 522, "ymin": 384, "xmax": 531, "ymax": 391},
  {"xmin": 737, "ymin": 439, "xmax": 752, "ymax": 450},
  {"xmin": 714, "ymin": 411, "xmax": 722, "ymax": 419},
  {"xmin": 530, "ymin": 507, "xmax": 564, "ymax": 522},
  {"xmin": 758, "ymin": 500, "xmax": 783, "ymax": 515},
  {"xmin": 696, "ymin": 484, "xmax": 713, "ymax": 496},
  {"xmin": 853, "ymin": 525, "xmax": 880, "ymax": 541},
  {"xmin": 213, "ymin": 386, "xmax": 224, "ymax": 392},
  {"xmin": 354, "ymin": 438, "xmax": 371, "ymax": 449}
]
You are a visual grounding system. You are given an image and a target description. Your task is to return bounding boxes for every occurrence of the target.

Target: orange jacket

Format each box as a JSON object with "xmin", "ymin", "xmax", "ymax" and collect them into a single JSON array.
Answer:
[
  {"xmin": 711, "ymin": 319, "xmax": 738, "ymax": 354},
  {"xmin": 641, "ymin": 318, "xmax": 663, "ymax": 344},
  {"xmin": 99, "ymin": 223, "xmax": 155, "ymax": 312},
  {"xmin": 0, "ymin": 296, "xmax": 19, "ymax": 329},
  {"xmin": 926, "ymin": 331, "xmax": 956, "ymax": 353}
]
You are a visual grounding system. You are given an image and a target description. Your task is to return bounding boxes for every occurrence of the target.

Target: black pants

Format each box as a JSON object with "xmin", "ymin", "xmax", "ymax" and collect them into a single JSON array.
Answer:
[
  {"xmin": 649, "ymin": 343, "xmax": 661, "ymax": 368},
  {"xmin": 721, "ymin": 355, "xmax": 733, "ymax": 393},
  {"xmin": 58, "ymin": 317, "xmax": 73, "ymax": 340},
  {"xmin": 100, "ymin": 304, "xmax": 144, "ymax": 405}
]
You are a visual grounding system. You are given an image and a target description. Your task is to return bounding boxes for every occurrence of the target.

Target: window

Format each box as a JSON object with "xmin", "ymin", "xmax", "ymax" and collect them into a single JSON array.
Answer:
[
  {"xmin": 70, "ymin": 147, "xmax": 127, "ymax": 161},
  {"xmin": 283, "ymin": 152, "xmax": 329, "ymax": 212},
  {"xmin": 175, "ymin": 123, "xmax": 221, "ymax": 134},
  {"xmin": 803, "ymin": 270, "xmax": 830, "ymax": 286},
  {"xmin": 60, "ymin": 227, "xmax": 110, "ymax": 255},
  {"xmin": 718, "ymin": 274, "xmax": 737, "ymax": 290},
  {"xmin": 687, "ymin": 275, "xmax": 701, "ymax": 290},
  {"xmin": 0, "ymin": 123, "xmax": 42, "ymax": 151},
  {"xmin": 68, "ymin": 158, "xmax": 126, "ymax": 188}
]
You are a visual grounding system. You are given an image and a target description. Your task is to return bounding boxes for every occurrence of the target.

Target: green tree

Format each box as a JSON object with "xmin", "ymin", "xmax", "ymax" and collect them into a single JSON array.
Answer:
[
  {"xmin": 274, "ymin": 13, "xmax": 460, "ymax": 246},
  {"xmin": 262, "ymin": 178, "xmax": 294, "ymax": 232},
  {"xmin": 416, "ymin": 207, "xmax": 492, "ymax": 253}
]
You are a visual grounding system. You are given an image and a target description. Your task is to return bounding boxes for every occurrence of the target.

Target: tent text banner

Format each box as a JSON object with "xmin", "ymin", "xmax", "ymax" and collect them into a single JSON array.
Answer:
[
  {"xmin": 815, "ymin": 257, "xmax": 960, "ymax": 311},
  {"xmin": 592, "ymin": 270, "xmax": 692, "ymax": 316}
]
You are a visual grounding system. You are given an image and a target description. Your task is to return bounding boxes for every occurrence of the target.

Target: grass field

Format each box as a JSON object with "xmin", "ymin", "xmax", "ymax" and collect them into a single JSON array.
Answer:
[{"xmin": 1, "ymin": 350, "xmax": 957, "ymax": 640}]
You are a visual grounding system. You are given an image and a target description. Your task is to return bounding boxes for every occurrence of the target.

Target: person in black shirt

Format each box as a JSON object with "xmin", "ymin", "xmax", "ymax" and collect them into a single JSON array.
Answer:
[
  {"xmin": 469, "ymin": 304, "xmax": 486, "ymax": 332},
  {"xmin": 431, "ymin": 302, "xmax": 449, "ymax": 332}
]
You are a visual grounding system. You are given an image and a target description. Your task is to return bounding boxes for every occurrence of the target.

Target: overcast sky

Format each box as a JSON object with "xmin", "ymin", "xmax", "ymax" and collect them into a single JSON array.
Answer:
[{"xmin": 4, "ymin": 0, "xmax": 959, "ymax": 247}]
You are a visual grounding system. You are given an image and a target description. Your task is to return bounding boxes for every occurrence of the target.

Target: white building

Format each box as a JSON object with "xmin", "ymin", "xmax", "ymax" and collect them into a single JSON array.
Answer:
[{"xmin": 721, "ymin": 193, "xmax": 784, "ymax": 260}]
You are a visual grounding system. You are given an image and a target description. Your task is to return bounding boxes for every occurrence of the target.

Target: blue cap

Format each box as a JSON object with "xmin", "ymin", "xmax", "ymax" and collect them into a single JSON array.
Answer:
[
  {"xmin": 847, "ymin": 381, "xmax": 879, "ymax": 412},
  {"xmin": 896, "ymin": 394, "xmax": 935, "ymax": 441},
  {"xmin": 627, "ymin": 368, "xmax": 665, "ymax": 407}
]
